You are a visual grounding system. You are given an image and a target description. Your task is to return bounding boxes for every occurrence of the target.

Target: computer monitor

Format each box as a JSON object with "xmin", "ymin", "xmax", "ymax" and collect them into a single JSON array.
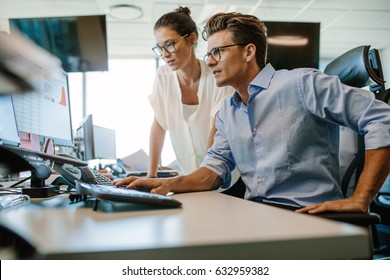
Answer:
[
  {"xmin": 12, "ymin": 69, "xmax": 74, "ymax": 148},
  {"xmin": 75, "ymin": 115, "xmax": 117, "ymax": 161},
  {"xmin": 75, "ymin": 114, "xmax": 94, "ymax": 161},
  {"xmin": 93, "ymin": 125, "xmax": 116, "ymax": 159},
  {"xmin": 264, "ymin": 21, "xmax": 320, "ymax": 70},
  {"xmin": 0, "ymin": 95, "xmax": 20, "ymax": 146},
  {"xmin": 9, "ymin": 15, "xmax": 108, "ymax": 73}
]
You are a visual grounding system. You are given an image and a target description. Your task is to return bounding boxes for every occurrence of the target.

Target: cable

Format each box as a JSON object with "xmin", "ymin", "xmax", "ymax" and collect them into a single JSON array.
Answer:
[
  {"xmin": 7, "ymin": 176, "xmax": 31, "ymax": 188},
  {"xmin": 0, "ymin": 189, "xmax": 20, "ymax": 194}
]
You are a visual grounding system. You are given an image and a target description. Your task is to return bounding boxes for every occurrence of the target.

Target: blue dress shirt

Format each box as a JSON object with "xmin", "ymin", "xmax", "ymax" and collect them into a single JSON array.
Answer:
[{"xmin": 201, "ymin": 64, "xmax": 390, "ymax": 207}]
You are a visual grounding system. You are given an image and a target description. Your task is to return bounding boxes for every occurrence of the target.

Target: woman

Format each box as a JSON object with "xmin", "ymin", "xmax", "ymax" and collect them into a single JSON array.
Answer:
[{"xmin": 147, "ymin": 7, "xmax": 234, "ymax": 177}]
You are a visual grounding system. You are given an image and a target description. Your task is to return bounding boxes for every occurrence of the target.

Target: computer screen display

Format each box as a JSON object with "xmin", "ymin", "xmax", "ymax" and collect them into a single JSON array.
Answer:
[
  {"xmin": 94, "ymin": 125, "xmax": 116, "ymax": 159},
  {"xmin": 264, "ymin": 21, "xmax": 320, "ymax": 70},
  {"xmin": 75, "ymin": 115, "xmax": 117, "ymax": 161},
  {"xmin": 0, "ymin": 95, "xmax": 20, "ymax": 146},
  {"xmin": 9, "ymin": 15, "xmax": 108, "ymax": 73},
  {"xmin": 75, "ymin": 114, "xmax": 94, "ymax": 161},
  {"xmin": 12, "ymin": 69, "xmax": 73, "ymax": 147}
]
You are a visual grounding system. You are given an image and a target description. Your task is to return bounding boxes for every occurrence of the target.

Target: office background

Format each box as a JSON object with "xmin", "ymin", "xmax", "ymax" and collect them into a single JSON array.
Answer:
[{"xmin": 1, "ymin": 0, "xmax": 390, "ymax": 164}]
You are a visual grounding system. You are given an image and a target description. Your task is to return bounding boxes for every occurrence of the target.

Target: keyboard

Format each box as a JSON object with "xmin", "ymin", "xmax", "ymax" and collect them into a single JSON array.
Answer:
[
  {"xmin": 92, "ymin": 169, "xmax": 115, "ymax": 185},
  {"xmin": 126, "ymin": 170, "xmax": 178, "ymax": 178},
  {"xmin": 76, "ymin": 182, "xmax": 182, "ymax": 208}
]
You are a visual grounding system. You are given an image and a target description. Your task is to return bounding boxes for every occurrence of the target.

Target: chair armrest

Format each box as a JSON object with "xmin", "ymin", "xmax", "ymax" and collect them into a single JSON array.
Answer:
[{"xmin": 314, "ymin": 212, "xmax": 381, "ymax": 227}]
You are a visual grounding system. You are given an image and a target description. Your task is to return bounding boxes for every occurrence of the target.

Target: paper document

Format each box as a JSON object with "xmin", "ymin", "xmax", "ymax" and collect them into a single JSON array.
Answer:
[
  {"xmin": 0, "ymin": 194, "xmax": 30, "ymax": 210},
  {"xmin": 121, "ymin": 149, "xmax": 149, "ymax": 171}
]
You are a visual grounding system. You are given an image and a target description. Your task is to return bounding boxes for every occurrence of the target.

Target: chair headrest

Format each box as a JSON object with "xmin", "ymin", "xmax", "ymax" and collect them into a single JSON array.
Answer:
[{"xmin": 324, "ymin": 45, "xmax": 385, "ymax": 88}]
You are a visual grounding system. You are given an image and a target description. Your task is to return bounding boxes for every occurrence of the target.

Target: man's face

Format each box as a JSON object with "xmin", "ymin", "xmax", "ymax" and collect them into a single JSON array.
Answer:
[{"xmin": 206, "ymin": 30, "xmax": 246, "ymax": 88}]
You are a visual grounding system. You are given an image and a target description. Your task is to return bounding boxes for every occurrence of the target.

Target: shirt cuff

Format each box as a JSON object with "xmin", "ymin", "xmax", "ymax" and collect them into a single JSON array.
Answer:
[{"xmin": 201, "ymin": 157, "xmax": 231, "ymax": 189}]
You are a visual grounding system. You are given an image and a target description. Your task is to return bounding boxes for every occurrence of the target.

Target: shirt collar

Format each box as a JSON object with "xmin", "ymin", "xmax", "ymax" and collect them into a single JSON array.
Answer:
[{"xmin": 230, "ymin": 63, "xmax": 276, "ymax": 107}]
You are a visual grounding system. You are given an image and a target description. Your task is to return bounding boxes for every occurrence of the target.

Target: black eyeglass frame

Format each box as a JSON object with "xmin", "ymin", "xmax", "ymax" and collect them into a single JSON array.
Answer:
[
  {"xmin": 152, "ymin": 34, "xmax": 189, "ymax": 57},
  {"xmin": 203, "ymin": 43, "xmax": 249, "ymax": 63}
]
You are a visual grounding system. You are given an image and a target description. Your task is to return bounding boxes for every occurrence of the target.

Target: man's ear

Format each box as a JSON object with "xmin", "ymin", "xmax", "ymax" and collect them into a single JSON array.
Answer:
[{"xmin": 245, "ymin": 44, "xmax": 256, "ymax": 62}]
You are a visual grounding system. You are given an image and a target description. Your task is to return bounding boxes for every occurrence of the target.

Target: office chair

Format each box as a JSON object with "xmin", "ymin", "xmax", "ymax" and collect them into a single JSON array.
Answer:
[
  {"xmin": 323, "ymin": 45, "xmax": 387, "ymax": 203},
  {"xmin": 321, "ymin": 45, "xmax": 390, "ymax": 256}
]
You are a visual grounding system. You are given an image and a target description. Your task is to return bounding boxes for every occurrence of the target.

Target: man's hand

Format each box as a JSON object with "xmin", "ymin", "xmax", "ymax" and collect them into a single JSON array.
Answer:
[
  {"xmin": 115, "ymin": 176, "xmax": 172, "ymax": 195},
  {"xmin": 296, "ymin": 197, "xmax": 369, "ymax": 214},
  {"xmin": 115, "ymin": 167, "xmax": 221, "ymax": 195}
]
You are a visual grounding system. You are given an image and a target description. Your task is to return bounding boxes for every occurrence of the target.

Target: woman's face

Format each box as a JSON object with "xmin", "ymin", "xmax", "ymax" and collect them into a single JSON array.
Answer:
[{"xmin": 154, "ymin": 27, "xmax": 192, "ymax": 71}]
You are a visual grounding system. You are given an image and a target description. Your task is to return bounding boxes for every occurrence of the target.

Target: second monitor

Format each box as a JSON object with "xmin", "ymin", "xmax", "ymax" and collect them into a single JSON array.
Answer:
[{"xmin": 75, "ymin": 114, "xmax": 116, "ymax": 161}]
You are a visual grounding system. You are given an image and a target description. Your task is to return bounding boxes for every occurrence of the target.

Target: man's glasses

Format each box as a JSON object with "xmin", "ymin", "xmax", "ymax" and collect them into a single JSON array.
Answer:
[
  {"xmin": 152, "ymin": 34, "xmax": 189, "ymax": 57},
  {"xmin": 203, "ymin": 43, "xmax": 248, "ymax": 63}
]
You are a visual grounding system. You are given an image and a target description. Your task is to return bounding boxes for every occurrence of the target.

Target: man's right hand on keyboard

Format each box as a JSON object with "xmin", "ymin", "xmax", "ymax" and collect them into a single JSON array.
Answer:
[
  {"xmin": 115, "ymin": 167, "xmax": 222, "ymax": 196},
  {"xmin": 114, "ymin": 176, "xmax": 172, "ymax": 195}
]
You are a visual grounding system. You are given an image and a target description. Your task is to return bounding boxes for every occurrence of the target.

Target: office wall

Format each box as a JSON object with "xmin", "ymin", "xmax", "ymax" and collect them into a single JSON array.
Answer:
[
  {"xmin": 0, "ymin": 19, "xmax": 9, "ymax": 32},
  {"xmin": 380, "ymin": 46, "xmax": 390, "ymax": 87}
]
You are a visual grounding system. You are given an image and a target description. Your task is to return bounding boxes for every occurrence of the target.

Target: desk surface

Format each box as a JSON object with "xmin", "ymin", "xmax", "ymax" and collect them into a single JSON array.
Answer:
[{"xmin": 0, "ymin": 191, "xmax": 371, "ymax": 259}]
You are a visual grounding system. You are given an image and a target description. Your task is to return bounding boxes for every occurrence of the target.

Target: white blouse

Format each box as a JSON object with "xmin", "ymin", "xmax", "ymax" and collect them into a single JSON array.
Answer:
[{"xmin": 148, "ymin": 59, "xmax": 234, "ymax": 175}]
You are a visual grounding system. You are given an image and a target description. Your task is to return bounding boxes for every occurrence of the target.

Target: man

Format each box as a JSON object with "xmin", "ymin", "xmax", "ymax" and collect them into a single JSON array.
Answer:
[{"xmin": 116, "ymin": 12, "xmax": 390, "ymax": 214}]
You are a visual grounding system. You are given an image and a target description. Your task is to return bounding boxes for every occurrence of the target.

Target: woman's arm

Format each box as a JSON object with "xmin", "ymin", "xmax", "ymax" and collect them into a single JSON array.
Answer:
[{"xmin": 147, "ymin": 117, "xmax": 166, "ymax": 177}]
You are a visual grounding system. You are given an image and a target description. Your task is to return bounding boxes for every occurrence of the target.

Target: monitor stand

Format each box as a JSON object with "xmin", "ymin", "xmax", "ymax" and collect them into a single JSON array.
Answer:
[
  {"xmin": 21, "ymin": 184, "xmax": 59, "ymax": 198},
  {"xmin": 20, "ymin": 164, "xmax": 59, "ymax": 198}
]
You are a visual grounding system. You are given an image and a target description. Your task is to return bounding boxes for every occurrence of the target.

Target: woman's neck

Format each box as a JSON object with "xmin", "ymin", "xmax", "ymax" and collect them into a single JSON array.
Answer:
[
  {"xmin": 177, "ymin": 57, "xmax": 201, "ymax": 86},
  {"xmin": 177, "ymin": 57, "xmax": 201, "ymax": 105}
]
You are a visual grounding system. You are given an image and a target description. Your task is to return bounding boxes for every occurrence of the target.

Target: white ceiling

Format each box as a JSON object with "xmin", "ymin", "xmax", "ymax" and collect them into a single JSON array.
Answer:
[{"xmin": 1, "ymin": 0, "xmax": 390, "ymax": 61}]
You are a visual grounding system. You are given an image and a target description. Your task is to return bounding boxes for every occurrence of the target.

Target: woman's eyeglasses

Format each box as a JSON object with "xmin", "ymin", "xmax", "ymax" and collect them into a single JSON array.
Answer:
[{"xmin": 152, "ymin": 34, "xmax": 189, "ymax": 57}]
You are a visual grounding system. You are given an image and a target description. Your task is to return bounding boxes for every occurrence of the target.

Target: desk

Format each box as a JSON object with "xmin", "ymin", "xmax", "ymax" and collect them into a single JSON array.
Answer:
[{"xmin": 0, "ymin": 191, "xmax": 371, "ymax": 259}]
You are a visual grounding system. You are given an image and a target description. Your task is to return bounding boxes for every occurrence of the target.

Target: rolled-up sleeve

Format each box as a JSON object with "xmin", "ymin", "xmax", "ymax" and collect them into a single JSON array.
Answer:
[
  {"xmin": 201, "ymin": 108, "xmax": 235, "ymax": 188},
  {"xmin": 299, "ymin": 69, "xmax": 390, "ymax": 150}
]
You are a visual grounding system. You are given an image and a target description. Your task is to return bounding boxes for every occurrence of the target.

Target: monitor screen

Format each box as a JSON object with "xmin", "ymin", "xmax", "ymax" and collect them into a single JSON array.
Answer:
[
  {"xmin": 75, "ymin": 114, "xmax": 94, "ymax": 161},
  {"xmin": 264, "ymin": 21, "xmax": 320, "ymax": 70},
  {"xmin": 12, "ymin": 69, "xmax": 74, "ymax": 147},
  {"xmin": 0, "ymin": 95, "xmax": 20, "ymax": 146},
  {"xmin": 9, "ymin": 15, "xmax": 108, "ymax": 73},
  {"xmin": 75, "ymin": 115, "xmax": 117, "ymax": 161},
  {"xmin": 94, "ymin": 125, "xmax": 116, "ymax": 159}
]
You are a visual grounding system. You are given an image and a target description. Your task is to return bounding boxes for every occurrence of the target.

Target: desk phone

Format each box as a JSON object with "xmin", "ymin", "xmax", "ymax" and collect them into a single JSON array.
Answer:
[
  {"xmin": 52, "ymin": 154, "xmax": 113, "ymax": 188},
  {"xmin": 53, "ymin": 155, "xmax": 182, "ymax": 208}
]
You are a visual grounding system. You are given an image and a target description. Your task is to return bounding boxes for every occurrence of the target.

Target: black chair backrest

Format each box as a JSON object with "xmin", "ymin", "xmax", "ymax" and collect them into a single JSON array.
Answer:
[
  {"xmin": 324, "ymin": 45, "xmax": 387, "ymax": 196},
  {"xmin": 324, "ymin": 45, "xmax": 385, "ymax": 91}
]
